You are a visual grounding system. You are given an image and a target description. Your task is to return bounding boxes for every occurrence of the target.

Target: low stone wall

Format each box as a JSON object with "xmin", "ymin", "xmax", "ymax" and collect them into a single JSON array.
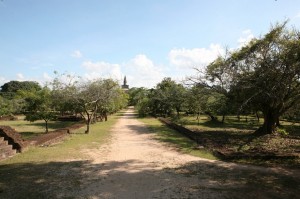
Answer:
[
  {"xmin": 0, "ymin": 116, "xmax": 18, "ymax": 121},
  {"xmin": 29, "ymin": 122, "xmax": 85, "ymax": 147},
  {"xmin": 0, "ymin": 126, "xmax": 27, "ymax": 152},
  {"xmin": 158, "ymin": 117, "xmax": 200, "ymax": 144}
]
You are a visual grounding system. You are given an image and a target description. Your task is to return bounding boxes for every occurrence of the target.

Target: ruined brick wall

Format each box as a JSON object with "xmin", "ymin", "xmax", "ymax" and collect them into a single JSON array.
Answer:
[{"xmin": 0, "ymin": 126, "xmax": 26, "ymax": 152}]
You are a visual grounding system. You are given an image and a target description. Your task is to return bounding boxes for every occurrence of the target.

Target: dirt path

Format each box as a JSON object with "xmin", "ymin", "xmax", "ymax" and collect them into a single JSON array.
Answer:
[{"xmin": 75, "ymin": 108, "xmax": 299, "ymax": 199}]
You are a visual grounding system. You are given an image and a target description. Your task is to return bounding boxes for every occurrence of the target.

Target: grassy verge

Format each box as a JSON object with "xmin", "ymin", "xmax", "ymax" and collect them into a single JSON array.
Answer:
[
  {"xmin": 0, "ymin": 112, "xmax": 122, "ymax": 165},
  {"xmin": 138, "ymin": 117, "xmax": 218, "ymax": 160}
]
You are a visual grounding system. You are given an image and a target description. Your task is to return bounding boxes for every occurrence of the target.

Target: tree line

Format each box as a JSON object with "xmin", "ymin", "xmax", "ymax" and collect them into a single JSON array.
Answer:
[
  {"xmin": 0, "ymin": 73, "xmax": 128, "ymax": 133},
  {"xmin": 129, "ymin": 22, "xmax": 300, "ymax": 135}
]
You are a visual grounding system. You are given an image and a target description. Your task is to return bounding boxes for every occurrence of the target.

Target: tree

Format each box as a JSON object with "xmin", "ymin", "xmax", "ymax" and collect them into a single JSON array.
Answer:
[
  {"xmin": 21, "ymin": 87, "xmax": 55, "ymax": 133},
  {"xmin": 1, "ymin": 81, "xmax": 41, "ymax": 99},
  {"xmin": 51, "ymin": 73, "xmax": 127, "ymax": 134},
  {"xmin": 147, "ymin": 78, "xmax": 186, "ymax": 117},
  {"xmin": 202, "ymin": 22, "xmax": 300, "ymax": 134},
  {"xmin": 0, "ymin": 96, "xmax": 12, "ymax": 116}
]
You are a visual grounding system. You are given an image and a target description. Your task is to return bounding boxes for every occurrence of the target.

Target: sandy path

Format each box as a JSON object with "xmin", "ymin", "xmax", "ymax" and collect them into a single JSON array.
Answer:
[{"xmin": 75, "ymin": 108, "xmax": 299, "ymax": 199}]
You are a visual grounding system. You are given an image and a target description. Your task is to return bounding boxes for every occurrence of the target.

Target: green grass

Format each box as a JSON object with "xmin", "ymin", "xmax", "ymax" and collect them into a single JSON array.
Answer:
[
  {"xmin": 0, "ymin": 116, "xmax": 77, "ymax": 139},
  {"xmin": 0, "ymin": 112, "xmax": 122, "ymax": 165},
  {"xmin": 138, "ymin": 117, "xmax": 218, "ymax": 160},
  {"xmin": 174, "ymin": 115, "xmax": 262, "ymax": 132},
  {"xmin": 169, "ymin": 114, "xmax": 300, "ymax": 168},
  {"xmin": 175, "ymin": 114, "xmax": 300, "ymax": 136}
]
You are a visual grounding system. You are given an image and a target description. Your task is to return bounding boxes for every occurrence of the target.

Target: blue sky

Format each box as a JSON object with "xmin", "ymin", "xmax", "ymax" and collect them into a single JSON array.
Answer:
[{"xmin": 0, "ymin": 0, "xmax": 300, "ymax": 88}]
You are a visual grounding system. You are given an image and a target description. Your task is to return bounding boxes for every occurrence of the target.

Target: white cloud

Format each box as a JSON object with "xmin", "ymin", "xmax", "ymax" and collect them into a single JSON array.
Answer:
[
  {"xmin": 0, "ymin": 76, "xmax": 7, "ymax": 86},
  {"xmin": 81, "ymin": 54, "xmax": 165, "ymax": 88},
  {"xmin": 82, "ymin": 61, "xmax": 122, "ymax": 80},
  {"xmin": 124, "ymin": 54, "xmax": 165, "ymax": 88},
  {"xmin": 71, "ymin": 50, "xmax": 83, "ymax": 58},
  {"xmin": 168, "ymin": 44, "xmax": 225, "ymax": 69},
  {"xmin": 43, "ymin": 72, "xmax": 52, "ymax": 82},
  {"xmin": 16, "ymin": 73, "xmax": 25, "ymax": 81},
  {"xmin": 238, "ymin": 29, "xmax": 255, "ymax": 47},
  {"xmin": 295, "ymin": 12, "xmax": 300, "ymax": 18}
]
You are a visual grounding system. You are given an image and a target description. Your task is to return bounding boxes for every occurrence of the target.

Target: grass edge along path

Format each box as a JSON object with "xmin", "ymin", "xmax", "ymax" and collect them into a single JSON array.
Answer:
[
  {"xmin": 0, "ymin": 112, "xmax": 124, "ymax": 165},
  {"xmin": 138, "ymin": 117, "xmax": 218, "ymax": 160}
]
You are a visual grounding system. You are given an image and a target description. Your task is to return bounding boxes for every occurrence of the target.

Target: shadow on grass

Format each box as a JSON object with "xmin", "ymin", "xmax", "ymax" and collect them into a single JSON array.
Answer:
[
  {"xmin": 22, "ymin": 121, "xmax": 77, "ymax": 130},
  {"xmin": 0, "ymin": 159, "xmax": 299, "ymax": 199},
  {"xmin": 18, "ymin": 131, "xmax": 40, "ymax": 140},
  {"xmin": 183, "ymin": 119, "xmax": 260, "ymax": 131}
]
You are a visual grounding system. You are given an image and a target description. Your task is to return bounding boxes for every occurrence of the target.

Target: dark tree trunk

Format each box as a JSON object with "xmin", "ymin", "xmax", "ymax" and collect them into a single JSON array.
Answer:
[
  {"xmin": 204, "ymin": 111, "xmax": 217, "ymax": 121},
  {"xmin": 255, "ymin": 109, "xmax": 277, "ymax": 135},
  {"xmin": 237, "ymin": 114, "xmax": 240, "ymax": 122},
  {"xmin": 85, "ymin": 112, "xmax": 92, "ymax": 134},
  {"xmin": 255, "ymin": 111, "xmax": 260, "ymax": 122},
  {"xmin": 104, "ymin": 112, "xmax": 108, "ymax": 121},
  {"xmin": 196, "ymin": 112, "xmax": 200, "ymax": 125},
  {"xmin": 276, "ymin": 117, "xmax": 281, "ymax": 127},
  {"xmin": 45, "ymin": 120, "xmax": 49, "ymax": 133},
  {"xmin": 221, "ymin": 114, "xmax": 225, "ymax": 123}
]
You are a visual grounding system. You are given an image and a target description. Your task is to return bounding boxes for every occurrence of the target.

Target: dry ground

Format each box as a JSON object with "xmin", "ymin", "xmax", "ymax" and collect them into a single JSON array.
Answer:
[{"xmin": 0, "ymin": 108, "xmax": 299, "ymax": 199}]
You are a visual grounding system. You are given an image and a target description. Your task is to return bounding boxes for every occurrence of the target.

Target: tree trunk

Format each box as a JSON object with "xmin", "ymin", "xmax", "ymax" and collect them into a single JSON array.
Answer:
[
  {"xmin": 276, "ymin": 117, "xmax": 281, "ymax": 127},
  {"xmin": 204, "ymin": 111, "xmax": 217, "ymax": 121},
  {"xmin": 255, "ymin": 109, "xmax": 277, "ymax": 135},
  {"xmin": 255, "ymin": 111, "xmax": 260, "ymax": 122},
  {"xmin": 104, "ymin": 112, "xmax": 108, "ymax": 121},
  {"xmin": 221, "ymin": 114, "xmax": 225, "ymax": 123},
  {"xmin": 45, "ymin": 120, "xmax": 49, "ymax": 133},
  {"xmin": 85, "ymin": 112, "xmax": 91, "ymax": 134}
]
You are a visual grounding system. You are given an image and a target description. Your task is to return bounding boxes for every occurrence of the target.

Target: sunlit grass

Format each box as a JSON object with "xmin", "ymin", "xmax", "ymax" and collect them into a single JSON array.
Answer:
[
  {"xmin": 0, "ymin": 115, "xmax": 77, "ymax": 139},
  {"xmin": 0, "ymin": 113, "xmax": 122, "ymax": 165},
  {"xmin": 139, "ymin": 117, "xmax": 218, "ymax": 160}
]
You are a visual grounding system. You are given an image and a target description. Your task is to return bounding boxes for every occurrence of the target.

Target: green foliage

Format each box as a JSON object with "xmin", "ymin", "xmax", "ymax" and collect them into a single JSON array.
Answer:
[
  {"xmin": 0, "ymin": 80, "xmax": 41, "ymax": 99},
  {"xmin": 128, "ymin": 87, "xmax": 148, "ymax": 106},
  {"xmin": 50, "ymin": 72, "xmax": 127, "ymax": 133},
  {"xmin": 276, "ymin": 127, "xmax": 289, "ymax": 136},
  {"xmin": 195, "ymin": 21, "xmax": 300, "ymax": 134},
  {"xmin": 19, "ymin": 87, "xmax": 56, "ymax": 133}
]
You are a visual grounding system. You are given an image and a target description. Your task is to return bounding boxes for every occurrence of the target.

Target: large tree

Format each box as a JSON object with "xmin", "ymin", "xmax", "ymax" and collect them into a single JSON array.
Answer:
[
  {"xmin": 0, "ymin": 81, "xmax": 41, "ymax": 99},
  {"xmin": 21, "ymin": 87, "xmax": 55, "ymax": 133},
  {"xmin": 51, "ymin": 73, "xmax": 127, "ymax": 133},
  {"xmin": 205, "ymin": 22, "xmax": 300, "ymax": 135}
]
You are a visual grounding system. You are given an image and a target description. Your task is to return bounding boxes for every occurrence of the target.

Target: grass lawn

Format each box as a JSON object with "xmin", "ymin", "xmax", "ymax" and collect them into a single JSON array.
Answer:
[
  {"xmin": 0, "ymin": 115, "xmax": 77, "ymax": 140},
  {"xmin": 170, "ymin": 114, "xmax": 300, "ymax": 168},
  {"xmin": 0, "ymin": 112, "xmax": 122, "ymax": 164}
]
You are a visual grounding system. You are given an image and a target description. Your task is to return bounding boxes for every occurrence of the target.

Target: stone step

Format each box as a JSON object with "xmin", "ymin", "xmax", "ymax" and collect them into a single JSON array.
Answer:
[
  {"xmin": 0, "ymin": 136, "xmax": 17, "ymax": 161},
  {"xmin": 0, "ymin": 144, "xmax": 13, "ymax": 152},
  {"xmin": 0, "ymin": 139, "xmax": 9, "ymax": 147},
  {"xmin": 0, "ymin": 148, "xmax": 16, "ymax": 161}
]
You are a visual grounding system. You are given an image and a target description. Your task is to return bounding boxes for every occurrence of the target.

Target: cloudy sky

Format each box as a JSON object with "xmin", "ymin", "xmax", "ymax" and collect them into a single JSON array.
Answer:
[{"xmin": 1, "ymin": 0, "xmax": 300, "ymax": 88}]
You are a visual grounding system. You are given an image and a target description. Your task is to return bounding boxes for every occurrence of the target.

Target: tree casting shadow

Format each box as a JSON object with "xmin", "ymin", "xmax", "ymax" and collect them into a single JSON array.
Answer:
[{"xmin": 0, "ymin": 159, "xmax": 299, "ymax": 199}]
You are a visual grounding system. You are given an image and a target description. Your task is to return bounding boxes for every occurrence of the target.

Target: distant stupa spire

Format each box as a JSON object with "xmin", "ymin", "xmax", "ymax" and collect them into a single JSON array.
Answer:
[
  {"xmin": 122, "ymin": 75, "xmax": 129, "ymax": 90},
  {"xmin": 124, "ymin": 76, "xmax": 127, "ymax": 86}
]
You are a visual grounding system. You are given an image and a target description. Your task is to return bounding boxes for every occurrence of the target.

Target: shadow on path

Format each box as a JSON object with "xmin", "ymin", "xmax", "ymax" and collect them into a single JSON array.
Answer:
[{"xmin": 0, "ymin": 159, "xmax": 299, "ymax": 199}]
